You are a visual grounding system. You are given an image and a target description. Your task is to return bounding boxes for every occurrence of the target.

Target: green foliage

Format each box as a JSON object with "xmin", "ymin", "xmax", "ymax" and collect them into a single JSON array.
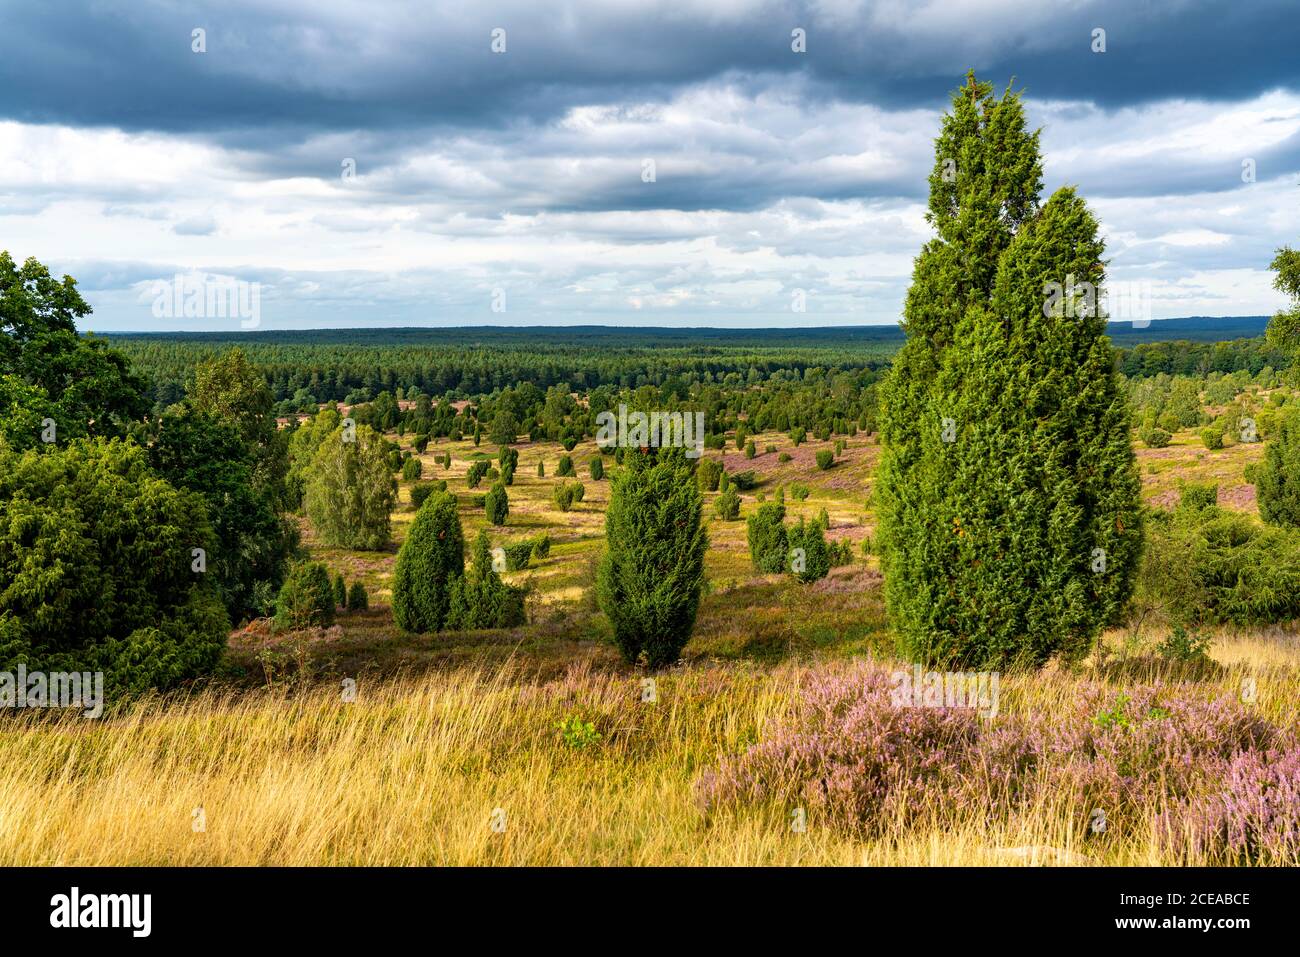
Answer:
[
  {"xmin": 744, "ymin": 440, "xmax": 756, "ymax": 459},
  {"xmin": 0, "ymin": 252, "xmax": 150, "ymax": 449},
  {"xmin": 392, "ymin": 491, "xmax": 465, "ymax": 633},
  {"xmin": 536, "ymin": 459, "xmax": 545, "ymax": 478},
  {"xmin": 696, "ymin": 457, "xmax": 721, "ymax": 491},
  {"xmin": 346, "ymin": 580, "xmax": 369, "ymax": 611},
  {"xmin": 401, "ymin": 456, "xmax": 422, "ymax": 480},
  {"xmin": 556, "ymin": 713, "xmax": 602, "ymax": 751},
  {"xmin": 274, "ymin": 562, "xmax": 335, "ymax": 631},
  {"xmin": 729, "ymin": 470, "xmax": 758, "ymax": 491},
  {"xmin": 876, "ymin": 74, "xmax": 1142, "ymax": 669},
  {"xmin": 787, "ymin": 518, "xmax": 831, "ymax": 582},
  {"xmin": 1200, "ymin": 427, "xmax": 1224, "ymax": 450},
  {"xmin": 447, "ymin": 530, "xmax": 527, "ymax": 630},
  {"xmin": 556, "ymin": 455, "xmax": 575, "ymax": 477},
  {"xmin": 788, "ymin": 482, "xmax": 810, "ymax": 501},
  {"xmin": 596, "ymin": 449, "xmax": 707, "ymax": 668},
  {"xmin": 1157, "ymin": 624, "xmax": 1212, "ymax": 663},
  {"xmin": 789, "ymin": 427, "xmax": 805, "ymax": 446},
  {"xmin": 815, "ymin": 449, "xmax": 834, "ymax": 470},
  {"xmin": 497, "ymin": 446, "xmax": 519, "ymax": 485},
  {"xmin": 552, "ymin": 482, "xmax": 575, "ymax": 511},
  {"xmin": 0, "ymin": 437, "xmax": 228, "ymax": 692},
  {"xmin": 1140, "ymin": 427, "xmax": 1172, "ymax": 448},
  {"xmin": 1135, "ymin": 506, "xmax": 1300, "ymax": 626},
  {"xmin": 333, "ymin": 572, "xmax": 347, "ymax": 608},
  {"xmin": 305, "ymin": 424, "xmax": 397, "ymax": 550},
  {"xmin": 1180, "ymin": 482, "xmax": 1218, "ymax": 510},
  {"xmin": 778, "ymin": 451, "xmax": 792, "ymax": 463},
  {"xmin": 144, "ymin": 409, "xmax": 298, "ymax": 622},
  {"xmin": 503, "ymin": 539, "xmax": 536, "ymax": 571},
  {"xmin": 531, "ymin": 533, "xmax": 551, "ymax": 560},
  {"xmin": 714, "ymin": 486, "xmax": 741, "ymax": 520},
  {"xmin": 466, "ymin": 460, "xmax": 489, "ymax": 488},
  {"xmin": 410, "ymin": 481, "xmax": 444, "ymax": 510},
  {"xmin": 747, "ymin": 502, "xmax": 789, "ymax": 574},
  {"xmin": 589, "ymin": 456, "xmax": 604, "ymax": 481},
  {"xmin": 570, "ymin": 481, "xmax": 585, "ymax": 503},
  {"xmin": 484, "ymin": 481, "xmax": 509, "ymax": 525},
  {"xmin": 1258, "ymin": 406, "xmax": 1300, "ymax": 528}
]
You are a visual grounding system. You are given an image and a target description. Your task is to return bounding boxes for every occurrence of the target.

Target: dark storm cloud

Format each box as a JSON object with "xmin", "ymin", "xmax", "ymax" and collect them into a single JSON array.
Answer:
[{"xmin": 2, "ymin": 1, "xmax": 1296, "ymax": 139}]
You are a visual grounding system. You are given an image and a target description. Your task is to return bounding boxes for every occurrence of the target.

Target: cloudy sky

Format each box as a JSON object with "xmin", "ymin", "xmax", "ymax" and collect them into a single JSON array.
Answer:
[{"xmin": 1, "ymin": 0, "xmax": 1298, "ymax": 331}]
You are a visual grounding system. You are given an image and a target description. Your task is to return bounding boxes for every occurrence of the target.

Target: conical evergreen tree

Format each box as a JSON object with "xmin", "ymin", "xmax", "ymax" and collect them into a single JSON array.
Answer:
[
  {"xmin": 877, "ymin": 74, "xmax": 1141, "ymax": 668},
  {"xmin": 596, "ymin": 448, "xmax": 707, "ymax": 667},
  {"xmin": 392, "ymin": 491, "xmax": 464, "ymax": 633}
]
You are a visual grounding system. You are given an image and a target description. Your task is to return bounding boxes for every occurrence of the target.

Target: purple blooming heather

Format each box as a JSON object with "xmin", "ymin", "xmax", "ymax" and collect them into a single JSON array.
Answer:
[{"xmin": 697, "ymin": 662, "xmax": 1297, "ymax": 862}]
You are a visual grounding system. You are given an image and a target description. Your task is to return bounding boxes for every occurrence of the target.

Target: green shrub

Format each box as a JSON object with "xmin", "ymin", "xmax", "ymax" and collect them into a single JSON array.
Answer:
[
  {"xmin": 410, "ymin": 481, "xmax": 440, "ymax": 510},
  {"xmin": 571, "ymin": 481, "xmax": 586, "ymax": 503},
  {"xmin": 466, "ymin": 460, "xmax": 489, "ymax": 488},
  {"xmin": 714, "ymin": 487, "xmax": 741, "ymax": 520},
  {"xmin": 744, "ymin": 440, "xmax": 756, "ymax": 459},
  {"xmin": 718, "ymin": 470, "xmax": 731, "ymax": 492},
  {"xmin": 537, "ymin": 459, "xmax": 545, "ymax": 477},
  {"xmin": 788, "ymin": 482, "xmax": 810, "ymax": 501},
  {"xmin": 498, "ymin": 446, "xmax": 519, "ymax": 486},
  {"xmin": 815, "ymin": 449, "xmax": 834, "ymax": 470},
  {"xmin": 552, "ymin": 483, "xmax": 575, "ymax": 511},
  {"xmin": 503, "ymin": 540, "xmax": 535, "ymax": 571},
  {"xmin": 333, "ymin": 572, "xmax": 347, "ymax": 608},
  {"xmin": 556, "ymin": 455, "xmax": 575, "ymax": 477},
  {"xmin": 697, "ymin": 457, "xmax": 722, "ymax": 492},
  {"xmin": 1157, "ymin": 624, "xmax": 1212, "ymax": 663},
  {"xmin": 1180, "ymin": 482, "xmax": 1218, "ymax": 510},
  {"xmin": 730, "ymin": 470, "xmax": 758, "ymax": 491},
  {"xmin": 778, "ymin": 451, "xmax": 792, "ymax": 463},
  {"xmin": 346, "ymin": 580, "xmax": 369, "ymax": 611},
  {"xmin": 447, "ymin": 530, "xmax": 528, "ymax": 630},
  {"xmin": 413, "ymin": 434, "xmax": 430, "ymax": 454},
  {"xmin": 589, "ymin": 457, "xmax": 604, "ymax": 481},
  {"xmin": 531, "ymin": 533, "xmax": 551, "ymax": 560},
  {"xmin": 747, "ymin": 502, "xmax": 788, "ymax": 573},
  {"xmin": 735, "ymin": 425, "xmax": 749, "ymax": 450},
  {"xmin": 1141, "ymin": 427, "xmax": 1172, "ymax": 448},
  {"xmin": 392, "ymin": 492, "xmax": 464, "ymax": 633},
  {"xmin": 1258, "ymin": 407, "xmax": 1300, "ymax": 528},
  {"xmin": 484, "ymin": 481, "xmax": 509, "ymax": 525},
  {"xmin": 1135, "ymin": 506, "xmax": 1300, "ymax": 626},
  {"xmin": 1201, "ymin": 427, "xmax": 1224, "ymax": 450},
  {"xmin": 275, "ymin": 562, "xmax": 335, "ymax": 631},
  {"xmin": 596, "ymin": 449, "xmax": 707, "ymax": 667},
  {"xmin": 401, "ymin": 457, "xmax": 422, "ymax": 481},
  {"xmin": 0, "ymin": 438, "xmax": 230, "ymax": 693},
  {"xmin": 786, "ymin": 518, "xmax": 830, "ymax": 582},
  {"xmin": 789, "ymin": 427, "xmax": 805, "ymax": 446}
]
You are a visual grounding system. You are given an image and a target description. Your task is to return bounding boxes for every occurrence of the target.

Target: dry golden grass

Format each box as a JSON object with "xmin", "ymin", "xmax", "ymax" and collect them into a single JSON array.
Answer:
[{"xmin": 3, "ymin": 631, "xmax": 1296, "ymax": 866}]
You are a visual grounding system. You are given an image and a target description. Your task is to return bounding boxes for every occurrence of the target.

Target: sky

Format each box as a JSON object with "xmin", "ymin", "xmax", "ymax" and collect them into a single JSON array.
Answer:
[{"xmin": 1, "ymin": 0, "xmax": 1298, "ymax": 332}]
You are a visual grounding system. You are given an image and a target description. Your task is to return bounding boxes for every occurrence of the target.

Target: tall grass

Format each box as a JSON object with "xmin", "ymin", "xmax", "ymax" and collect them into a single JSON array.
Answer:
[{"xmin": 2, "ymin": 633, "xmax": 1295, "ymax": 865}]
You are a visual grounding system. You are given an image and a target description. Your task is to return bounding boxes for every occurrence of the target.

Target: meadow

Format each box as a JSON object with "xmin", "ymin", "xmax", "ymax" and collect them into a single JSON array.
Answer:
[{"xmin": 3, "ymin": 410, "xmax": 1296, "ymax": 866}]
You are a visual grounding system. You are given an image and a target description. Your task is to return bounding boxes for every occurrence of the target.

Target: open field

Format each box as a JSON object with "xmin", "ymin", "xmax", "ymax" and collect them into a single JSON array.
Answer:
[{"xmin": 4, "ymin": 420, "xmax": 1297, "ymax": 867}]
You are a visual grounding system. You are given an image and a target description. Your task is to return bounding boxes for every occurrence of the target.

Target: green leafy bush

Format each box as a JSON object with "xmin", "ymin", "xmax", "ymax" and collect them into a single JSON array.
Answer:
[
  {"xmin": 1180, "ymin": 482, "xmax": 1218, "ymax": 510},
  {"xmin": 730, "ymin": 470, "xmax": 759, "ymax": 491},
  {"xmin": 484, "ymin": 481, "xmax": 509, "ymax": 525},
  {"xmin": 589, "ymin": 457, "xmax": 604, "ymax": 481},
  {"xmin": 552, "ymin": 483, "xmax": 575, "ymax": 511},
  {"xmin": 697, "ymin": 457, "xmax": 722, "ymax": 491},
  {"xmin": 0, "ymin": 438, "xmax": 228, "ymax": 692},
  {"xmin": 747, "ymin": 502, "xmax": 788, "ymax": 574},
  {"xmin": 346, "ymin": 580, "xmax": 369, "ymax": 611},
  {"xmin": 556, "ymin": 455, "xmax": 575, "ymax": 477},
  {"xmin": 275, "ymin": 561, "xmax": 335, "ymax": 631},
  {"xmin": 816, "ymin": 449, "xmax": 834, "ymax": 470},
  {"xmin": 401, "ymin": 457, "xmax": 422, "ymax": 481},
  {"xmin": 1201, "ymin": 427, "xmax": 1224, "ymax": 450},
  {"xmin": 447, "ymin": 531, "xmax": 527, "ymax": 630},
  {"xmin": 596, "ymin": 449, "xmax": 707, "ymax": 667},
  {"xmin": 714, "ymin": 487, "xmax": 741, "ymax": 520},
  {"xmin": 1258, "ymin": 407, "xmax": 1300, "ymax": 528},
  {"xmin": 787, "ymin": 517, "xmax": 831, "ymax": 582},
  {"xmin": 1141, "ymin": 427, "xmax": 1172, "ymax": 448},
  {"xmin": 392, "ymin": 491, "xmax": 464, "ymax": 633},
  {"xmin": 744, "ymin": 440, "xmax": 756, "ymax": 459}
]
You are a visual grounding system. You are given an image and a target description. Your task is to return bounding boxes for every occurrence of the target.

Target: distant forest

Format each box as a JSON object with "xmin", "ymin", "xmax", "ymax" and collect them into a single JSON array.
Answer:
[{"xmin": 103, "ymin": 317, "xmax": 1289, "ymax": 409}]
